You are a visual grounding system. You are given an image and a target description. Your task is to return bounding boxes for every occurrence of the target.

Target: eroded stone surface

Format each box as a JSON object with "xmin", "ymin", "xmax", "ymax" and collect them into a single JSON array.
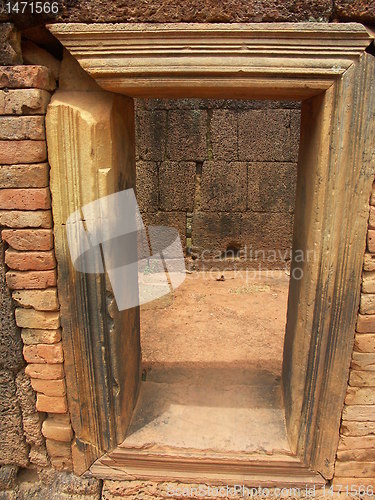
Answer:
[
  {"xmin": 0, "ymin": 24, "xmax": 21, "ymax": 65},
  {"xmin": 52, "ymin": 0, "xmax": 332, "ymax": 23},
  {"xmin": 0, "ymin": 237, "xmax": 24, "ymax": 372},
  {"xmin": 0, "ymin": 370, "xmax": 29, "ymax": 467}
]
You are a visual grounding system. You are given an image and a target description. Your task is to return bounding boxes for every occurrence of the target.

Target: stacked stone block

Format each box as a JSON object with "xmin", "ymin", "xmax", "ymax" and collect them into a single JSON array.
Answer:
[
  {"xmin": 135, "ymin": 99, "xmax": 300, "ymax": 268},
  {"xmin": 334, "ymin": 180, "xmax": 375, "ymax": 488},
  {"xmin": 0, "ymin": 65, "xmax": 73, "ymax": 472}
]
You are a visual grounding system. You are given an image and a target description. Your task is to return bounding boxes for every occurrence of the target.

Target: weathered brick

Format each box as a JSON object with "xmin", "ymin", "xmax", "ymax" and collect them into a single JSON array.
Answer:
[
  {"xmin": 0, "ymin": 210, "xmax": 52, "ymax": 228},
  {"xmin": 238, "ymin": 109, "xmax": 299, "ymax": 162},
  {"xmin": 23, "ymin": 343, "xmax": 63, "ymax": 364},
  {"xmin": 15, "ymin": 309, "xmax": 60, "ymax": 329},
  {"xmin": 0, "ymin": 66, "xmax": 55, "ymax": 91},
  {"xmin": 362, "ymin": 271, "xmax": 375, "ymax": 294},
  {"xmin": 0, "ymin": 188, "xmax": 51, "ymax": 210},
  {"xmin": 345, "ymin": 387, "xmax": 375, "ymax": 405},
  {"xmin": 50, "ymin": 455, "xmax": 73, "ymax": 471},
  {"xmin": 0, "ymin": 141, "xmax": 47, "ymax": 164},
  {"xmin": 369, "ymin": 206, "xmax": 375, "ymax": 230},
  {"xmin": 31, "ymin": 378, "xmax": 66, "ymax": 397},
  {"xmin": 335, "ymin": 461, "xmax": 375, "ymax": 477},
  {"xmin": 357, "ymin": 314, "xmax": 375, "ymax": 333},
  {"xmin": 0, "ymin": 89, "xmax": 50, "ymax": 115},
  {"xmin": 354, "ymin": 333, "xmax": 375, "ymax": 353},
  {"xmin": 37, "ymin": 395, "xmax": 67, "ymax": 414},
  {"xmin": 1, "ymin": 229, "xmax": 53, "ymax": 250},
  {"xmin": 21, "ymin": 328, "xmax": 61, "ymax": 345},
  {"xmin": 352, "ymin": 352, "xmax": 375, "ymax": 371},
  {"xmin": 342, "ymin": 405, "xmax": 375, "ymax": 421},
  {"xmin": 211, "ymin": 110, "xmax": 238, "ymax": 161},
  {"xmin": 25, "ymin": 363, "xmax": 64, "ymax": 380},
  {"xmin": 340, "ymin": 421, "xmax": 375, "ymax": 437},
  {"xmin": 338, "ymin": 435, "xmax": 375, "ymax": 451},
  {"xmin": 0, "ymin": 163, "xmax": 49, "ymax": 188},
  {"xmin": 46, "ymin": 438, "xmax": 71, "ymax": 456},
  {"xmin": 337, "ymin": 448, "xmax": 375, "ymax": 462},
  {"xmin": 349, "ymin": 370, "xmax": 375, "ymax": 387},
  {"xmin": 368, "ymin": 229, "xmax": 375, "ymax": 253},
  {"xmin": 247, "ymin": 162, "xmax": 297, "ymax": 213},
  {"xmin": 136, "ymin": 161, "xmax": 158, "ymax": 212},
  {"xmin": 42, "ymin": 417, "xmax": 72, "ymax": 442},
  {"xmin": 6, "ymin": 270, "xmax": 56, "ymax": 289},
  {"xmin": 364, "ymin": 253, "xmax": 375, "ymax": 271},
  {"xmin": 0, "ymin": 116, "xmax": 45, "ymax": 140},
  {"xmin": 5, "ymin": 249, "xmax": 56, "ymax": 271},
  {"xmin": 359, "ymin": 293, "xmax": 375, "ymax": 315},
  {"xmin": 12, "ymin": 289, "xmax": 58, "ymax": 310},
  {"xmin": 159, "ymin": 161, "xmax": 196, "ymax": 211},
  {"xmin": 332, "ymin": 477, "xmax": 375, "ymax": 489},
  {"xmin": 166, "ymin": 110, "xmax": 207, "ymax": 161}
]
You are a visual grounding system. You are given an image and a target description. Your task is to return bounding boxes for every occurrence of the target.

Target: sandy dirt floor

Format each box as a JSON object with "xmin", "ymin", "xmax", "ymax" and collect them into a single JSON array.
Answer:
[{"xmin": 141, "ymin": 269, "xmax": 290, "ymax": 375}]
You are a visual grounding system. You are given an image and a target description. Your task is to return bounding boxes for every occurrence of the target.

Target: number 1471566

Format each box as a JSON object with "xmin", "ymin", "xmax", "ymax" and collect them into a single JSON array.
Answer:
[{"xmin": 5, "ymin": 2, "xmax": 59, "ymax": 14}]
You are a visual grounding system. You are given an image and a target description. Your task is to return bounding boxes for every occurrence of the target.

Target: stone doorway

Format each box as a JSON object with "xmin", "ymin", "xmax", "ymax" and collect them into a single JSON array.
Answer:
[
  {"xmin": 45, "ymin": 23, "xmax": 374, "ymax": 484},
  {"xmin": 128, "ymin": 97, "xmax": 299, "ymax": 471}
]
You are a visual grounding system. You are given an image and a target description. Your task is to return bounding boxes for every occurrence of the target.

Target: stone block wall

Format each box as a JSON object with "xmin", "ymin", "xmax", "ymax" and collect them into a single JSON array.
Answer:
[
  {"xmin": 0, "ymin": 65, "xmax": 74, "ymax": 475},
  {"xmin": 135, "ymin": 99, "xmax": 300, "ymax": 269}
]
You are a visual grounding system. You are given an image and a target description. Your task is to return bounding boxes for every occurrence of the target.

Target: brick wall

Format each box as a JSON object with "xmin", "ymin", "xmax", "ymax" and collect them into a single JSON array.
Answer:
[
  {"xmin": 135, "ymin": 99, "xmax": 300, "ymax": 270},
  {"xmin": 333, "ymin": 182, "xmax": 375, "ymax": 488},
  {"xmin": 0, "ymin": 65, "xmax": 74, "ymax": 474}
]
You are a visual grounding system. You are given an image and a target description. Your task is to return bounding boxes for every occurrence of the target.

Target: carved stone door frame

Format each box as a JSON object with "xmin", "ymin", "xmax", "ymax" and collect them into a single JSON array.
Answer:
[{"xmin": 46, "ymin": 23, "xmax": 375, "ymax": 481}]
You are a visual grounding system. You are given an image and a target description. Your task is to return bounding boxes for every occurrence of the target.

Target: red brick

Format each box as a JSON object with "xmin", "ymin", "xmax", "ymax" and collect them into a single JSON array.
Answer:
[
  {"xmin": 368, "ymin": 230, "xmax": 375, "ymax": 253},
  {"xmin": 357, "ymin": 314, "xmax": 375, "ymax": 333},
  {"xmin": 46, "ymin": 440, "xmax": 72, "ymax": 469},
  {"xmin": 21, "ymin": 328, "xmax": 61, "ymax": 345},
  {"xmin": 6, "ymin": 270, "xmax": 56, "ymax": 289},
  {"xmin": 12, "ymin": 289, "xmax": 59, "ymax": 311},
  {"xmin": 31, "ymin": 379, "xmax": 66, "ymax": 398},
  {"xmin": 25, "ymin": 363, "xmax": 64, "ymax": 380},
  {"xmin": 0, "ymin": 163, "xmax": 49, "ymax": 188},
  {"xmin": 5, "ymin": 249, "xmax": 56, "ymax": 270},
  {"xmin": 354, "ymin": 334, "xmax": 375, "ymax": 353},
  {"xmin": 0, "ymin": 210, "xmax": 52, "ymax": 228},
  {"xmin": 369, "ymin": 206, "xmax": 375, "ymax": 230},
  {"xmin": 42, "ymin": 416, "xmax": 72, "ymax": 442},
  {"xmin": 37, "ymin": 395, "xmax": 67, "ymax": 414},
  {"xmin": 23, "ymin": 343, "xmax": 63, "ymax": 364},
  {"xmin": 0, "ymin": 66, "xmax": 55, "ymax": 91},
  {"xmin": 15, "ymin": 309, "xmax": 60, "ymax": 329},
  {"xmin": 2, "ymin": 229, "xmax": 53, "ymax": 250},
  {"xmin": 50, "ymin": 456, "xmax": 73, "ymax": 471},
  {"xmin": 0, "ymin": 116, "xmax": 45, "ymax": 140},
  {"xmin": 0, "ymin": 89, "xmax": 50, "ymax": 115},
  {"xmin": 0, "ymin": 141, "xmax": 46, "ymax": 164},
  {"xmin": 0, "ymin": 188, "xmax": 50, "ymax": 210}
]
